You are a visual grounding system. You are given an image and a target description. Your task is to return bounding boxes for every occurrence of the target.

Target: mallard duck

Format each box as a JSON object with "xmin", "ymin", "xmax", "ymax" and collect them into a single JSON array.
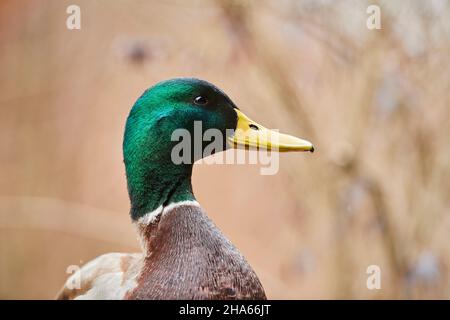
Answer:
[{"xmin": 57, "ymin": 78, "xmax": 314, "ymax": 300}]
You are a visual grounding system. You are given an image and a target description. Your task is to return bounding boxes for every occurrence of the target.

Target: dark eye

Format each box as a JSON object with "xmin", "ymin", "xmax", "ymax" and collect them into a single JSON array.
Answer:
[{"xmin": 194, "ymin": 96, "xmax": 208, "ymax": 105}]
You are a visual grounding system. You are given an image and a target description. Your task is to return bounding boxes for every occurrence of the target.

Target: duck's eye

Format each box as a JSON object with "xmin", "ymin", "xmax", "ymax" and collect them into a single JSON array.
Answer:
[{"xmin": 194, "ymin": 96, "xmax": 208, "ymax": 105}]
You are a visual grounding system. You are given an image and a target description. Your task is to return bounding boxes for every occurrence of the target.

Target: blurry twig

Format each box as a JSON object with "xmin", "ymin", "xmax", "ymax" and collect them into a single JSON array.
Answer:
[
  {"xmin": 216, "ymin": 0, "xmax": 410, "ymax": 298},
  {"xmin": 216, "ymin": 0, "xmax": 316, "ymax": 140}
]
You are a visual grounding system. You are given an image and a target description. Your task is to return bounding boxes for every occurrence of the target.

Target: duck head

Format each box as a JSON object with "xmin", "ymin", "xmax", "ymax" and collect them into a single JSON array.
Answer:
[{"xmin": 124, "ymin": 78, "xmax": 313, "ymax": 220}]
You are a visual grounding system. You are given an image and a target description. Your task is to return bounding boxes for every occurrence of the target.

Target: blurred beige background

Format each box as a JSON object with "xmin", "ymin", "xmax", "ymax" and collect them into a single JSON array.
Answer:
[{"xmin": 1, "ymin": 0, "xmax": 449, "ymax": 299}]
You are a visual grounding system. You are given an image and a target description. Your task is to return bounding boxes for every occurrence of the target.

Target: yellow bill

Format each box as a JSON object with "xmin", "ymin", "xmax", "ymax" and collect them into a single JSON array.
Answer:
[{"xmin": 228, "ymin": 109, "xmax": 314, "ymax": 152}]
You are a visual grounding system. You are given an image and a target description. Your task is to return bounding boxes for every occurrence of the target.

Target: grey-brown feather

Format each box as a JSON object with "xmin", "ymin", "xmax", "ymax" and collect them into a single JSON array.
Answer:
[{"xmin": 126, "ymin": 205, "xmax": 266, "ymax": 300}]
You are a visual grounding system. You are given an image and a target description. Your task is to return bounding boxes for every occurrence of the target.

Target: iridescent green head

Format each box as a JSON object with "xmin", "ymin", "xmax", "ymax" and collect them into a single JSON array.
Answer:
[
  {"xmin": 124, "ymin": 78, "xmax": 314, "ymax": 220},
  {"xmin": 124, "ymin": 78, "xmax": 239, "ymax": 219}
]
